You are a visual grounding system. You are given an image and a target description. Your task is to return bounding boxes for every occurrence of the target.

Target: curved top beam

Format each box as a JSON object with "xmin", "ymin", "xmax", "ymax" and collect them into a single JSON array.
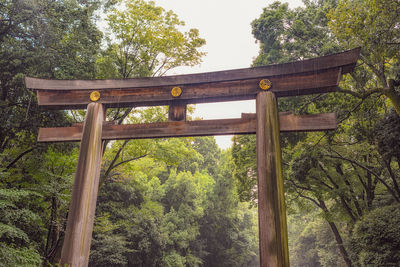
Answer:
[{"xmin": 26, "ymin": 48, "xmax": 360, "ymax": 91}]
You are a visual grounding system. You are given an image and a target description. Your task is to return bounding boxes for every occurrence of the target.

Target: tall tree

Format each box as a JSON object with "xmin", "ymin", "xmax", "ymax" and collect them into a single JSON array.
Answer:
[
  {"xmin": 96, "ymin": 0, "xmax": 206, "ymax": 185},
  {"xmin": 97, "ymin": 0, "xmax": 206, "ymax": 79},
  {"xmin": 0, "ymin": 0, "xmax": 102, "ymax": 157},
  {"xmin": 1, "ymin": 0, "xmax": 103, "ymax": 264},
  {"xmin": 328, "ymin": 0, "xmax": 400, "ymax": 114},
  {"xmin": 232, "ymin": 1, "xmax": 400, "ymax": 266}
]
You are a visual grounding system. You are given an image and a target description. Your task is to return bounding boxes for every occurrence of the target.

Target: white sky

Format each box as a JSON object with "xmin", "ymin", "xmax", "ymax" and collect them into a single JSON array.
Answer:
[{"xmin": 153, "ymin": 0, "xmax": 303, "ymax": 149}]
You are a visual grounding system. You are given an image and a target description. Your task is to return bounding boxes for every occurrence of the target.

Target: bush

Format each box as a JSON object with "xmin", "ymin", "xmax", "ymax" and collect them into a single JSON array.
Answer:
[{"xmin": 350, "ymin": 204, "xmax": 400, "ymax": 266}]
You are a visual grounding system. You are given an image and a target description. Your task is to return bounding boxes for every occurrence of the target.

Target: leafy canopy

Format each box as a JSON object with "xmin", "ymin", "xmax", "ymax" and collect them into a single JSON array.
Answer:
[{"xmin": 98, "ymin": 0, "xmax": 206, "ymax": 78}]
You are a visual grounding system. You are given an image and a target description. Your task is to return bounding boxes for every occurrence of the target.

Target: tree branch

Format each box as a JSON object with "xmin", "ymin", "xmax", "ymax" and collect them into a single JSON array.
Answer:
[
  {"xmin": 336, "ymin": 86, "xmax": 382, "ymax": 99},
  {"xmin": 4, "ymin": 147, "xmax": 36, "ymax": 170},
  {"xmin": 325, "ymin": 153, "xmax": 400, "ymax": 202},
  {"xmin": 103, "ymin": 140, "xmax": 129, "ymax": 180},
  {"xmin": 110, "ymin": 154, "xmax": 147, "ymax": 170}
]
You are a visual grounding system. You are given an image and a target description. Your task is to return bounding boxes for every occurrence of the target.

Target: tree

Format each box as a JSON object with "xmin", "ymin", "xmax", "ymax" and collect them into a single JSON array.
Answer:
[
  {"xmin": 90, "ymin": 133, "xmax": 260, "ymax": 266},
  {"xmin": 350, "ymin": 204, "xmax": 400, "ymax": 265},
  {"xmin": 232, "ymin": 1, "xmax": 400, "ymax": 266},
  {"xmin": 0, "ymin": 0, "xmax": 102, "ymax": 157},
  {"xmin": 0, "ymin": 187, "xmax": 42, "ymax": 266},
  {"xmin": 328, "ymin": 0, "xmax": 400, "ymax": 114},
  {"xmin": 200, "ymin": 148, "xmax": 259, "ymax": 267},
  {"xmin": 251, "ymin": 0, "xmax": 340, "ymax": 66},
  {"xmin": 1, "ymin": 0, "xmax": 103, "ymax": 264},
  {"xmin": 97, "ymin": 0, "xmax": 206, "ymax": 79},
  {"xmin": 97, "ymin": 0, "xmax": 206, "ymax": 186}
]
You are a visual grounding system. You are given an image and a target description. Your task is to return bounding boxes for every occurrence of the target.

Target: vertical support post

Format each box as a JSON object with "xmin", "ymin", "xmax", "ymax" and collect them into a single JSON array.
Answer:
[
  {"xmin": 61, "ymin": 102, "xmax": 104, "ymax": 267},
  {"xmin": 256, "ymin": 91, "xmax": 289, "ymax": 267},
  {"xmin": 169, "ymin": 102, "xmax": 187, "ymax": 121}
]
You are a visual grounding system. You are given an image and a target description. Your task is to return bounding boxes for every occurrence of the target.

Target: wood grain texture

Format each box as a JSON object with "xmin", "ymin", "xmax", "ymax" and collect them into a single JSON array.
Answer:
[
  {"xmin": 25, "ymin": 48, "xmax": 359, "ymax": 91},
  {"xmin": 60, "ymin": 103, "xmax": 104, "ymax": 267},
  {"xmin": 168, "ymin": 103, "xmax": 187, "ymax": 121},
  {"xmin": 256, "ymin": 92, "xmax": 289, "ymax": 267},
  {"xmin": 32, "ymin": 68, "xmax": 341, "ymax": 109},
  {"xmin": 37, "ymin": 113, "xmax": 336, "ymax": 142}
]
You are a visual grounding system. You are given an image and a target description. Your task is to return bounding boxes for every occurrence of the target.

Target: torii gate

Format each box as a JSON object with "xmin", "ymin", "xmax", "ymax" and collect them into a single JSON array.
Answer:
[{"xmin": 25, "ymin": 48, "xmax": 359, "ymax": 267}]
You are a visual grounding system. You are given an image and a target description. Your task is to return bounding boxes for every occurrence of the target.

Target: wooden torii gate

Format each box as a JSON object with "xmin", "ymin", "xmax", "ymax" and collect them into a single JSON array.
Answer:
[{"xmin": 25, "ymin": 48, "xmax": 359, "ymax": 267}]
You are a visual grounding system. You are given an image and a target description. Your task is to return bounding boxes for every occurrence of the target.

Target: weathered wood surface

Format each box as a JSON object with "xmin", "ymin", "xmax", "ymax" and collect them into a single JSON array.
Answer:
[
  {"xmin": 256, "ymin": 92, "xmax": 289, "ymax": 267},
  {"xmin": 37, "ymin": 112, "xmax": 337, "ymax": 142},
  {"xmin": 168, "ymin": 103, "xmax": 187, "ymax": 121},
  {"xmin": 60, "ymin": 103, "xmax": 104, "ymax": 266},
  {"xmin": 25, "ymin": 48, "xmax": 360, "ymax": 109},
  {"xmin": 31, "ymin": 68, "xmax": 340, "ymax": 109},
  {"xmin": 26, "ymin": 48, "xmax": 358, "ymax": 90}
]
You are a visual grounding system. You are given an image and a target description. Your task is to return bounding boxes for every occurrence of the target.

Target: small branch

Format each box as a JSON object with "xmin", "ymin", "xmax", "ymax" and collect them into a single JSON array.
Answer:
[
  {"xmin": 110, "ymin": 154, "xmax": 147, "ymax": 170},
  {"xmin": 311, "ymin": 97, "xmax": 365, "ymax": 147},
  {"xmin": 117, "ymin": 108, "xmax": 133, "ymax": 125},
  {"xmin": 382, "ymin": 158, "xmax": 400, "ymax": 198},
  {"xmin": 287, "ymin": 179, "xmax": 322, "ymax": 208},
  {"xmin": 299, "ymin": 94, "xmax": 324, "ymax": 113},
  {"xmin": 103, "ymin": 140, "xmax": 129, "ymax": 179},
  {"xmin": 318, "ymin": 162, "xmax": 357, "ymax": 222},
  {"xmin": 4, "ymin": 147, "xmax": 36, "ymax": 170},
  {"xmin": 336, "ymin": 86, "xmax": 382, "ymax": 99},
  {"xmin": 308, "ymin": 175, "xmax": 334, "ymax": 190},
  {"xmin": 325, "ymin": 153, "xmax": 400, "ymax": 202},
  {"xmin": 359, "ymin": 54, "xmax": 383, "ymax": 82}
]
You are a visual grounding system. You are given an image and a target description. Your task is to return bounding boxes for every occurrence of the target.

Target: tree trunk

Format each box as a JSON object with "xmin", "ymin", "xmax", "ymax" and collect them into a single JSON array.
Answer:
[
  {"xmin": 319, "ymin": 199, "xmax": 353, "ymax": 267},
  {"xmin": 386, "ymin": 80, "xmax": 400, "ymax": 115}
]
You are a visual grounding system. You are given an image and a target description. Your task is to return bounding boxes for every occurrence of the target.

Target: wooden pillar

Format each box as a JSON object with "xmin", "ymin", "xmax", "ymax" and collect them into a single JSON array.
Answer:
[
  {"xmin": 61, "ymin": 102, "xmax": 104, "ymax": 266},
  {"xmin": 256, "ymin": 91, "xmax": 289, "ymax": 267},
  {"xmin": 169, "ymin": 102, "xmax": 187, "ymax": 121}
]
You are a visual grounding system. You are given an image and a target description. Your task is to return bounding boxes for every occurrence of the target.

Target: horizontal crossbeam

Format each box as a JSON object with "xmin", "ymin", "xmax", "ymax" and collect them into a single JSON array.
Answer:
[
  {"xmin": 33, "ymin": 69, "xmax": 340, "ymax": 109},
  {"xmin": 25, "ymin": 48, "xmax": 360, "ymax": 110},
  {"xmin": 37, "ymin": 112, "xmax": 337, "ymax": 142}
]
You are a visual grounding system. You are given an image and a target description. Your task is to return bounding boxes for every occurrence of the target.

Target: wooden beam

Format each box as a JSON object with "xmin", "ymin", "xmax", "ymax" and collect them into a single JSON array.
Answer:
[
  {"xmin": 32, "ymin": 68, "xmax": 341, "ymax": 109},
  {"xmin": 256, "ymin": 91, "xmax": 289, "ymax": 267},
  {"xmin": 26, "ymin": 48, "xmax": 359, "ymax": 91},
  {"xmin": 60, "ymin": 103, "xmax": 104, "ymax": 266},
  {"xmin": 37, "ymin": 112, "xmax": 337, "ymax": 142},
  {"xmin": 33, "ymin": 68, "xmax": 341, "ymax": 109},
  {"xmin": 243, "ymin": 112, "xmax": 337, "ymax": 132}
]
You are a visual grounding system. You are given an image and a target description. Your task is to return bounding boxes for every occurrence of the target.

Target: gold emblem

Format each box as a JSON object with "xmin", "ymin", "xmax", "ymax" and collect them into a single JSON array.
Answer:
[
  {"xmin": 259, "ymin": 79, "xmax": 272, "ymax": 90},
  {"xmin": 90, "ymin": 91, "xmax": 101, "ymax": 102},
  {"xmin": 171, "ymin": 87, "xmax": 182, "ymax": 97}
]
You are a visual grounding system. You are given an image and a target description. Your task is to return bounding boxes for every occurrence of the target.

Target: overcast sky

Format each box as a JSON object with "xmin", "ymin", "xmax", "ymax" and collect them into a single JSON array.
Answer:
[{"xmin": 153, "ymin": 0, "xmax": 302, "ymax": 149}]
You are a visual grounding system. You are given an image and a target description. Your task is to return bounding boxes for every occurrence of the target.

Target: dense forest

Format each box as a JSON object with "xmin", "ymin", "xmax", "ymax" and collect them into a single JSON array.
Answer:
[{"xmin": 0, "ymin": 0, "xmax": 399, "ymax": 266}]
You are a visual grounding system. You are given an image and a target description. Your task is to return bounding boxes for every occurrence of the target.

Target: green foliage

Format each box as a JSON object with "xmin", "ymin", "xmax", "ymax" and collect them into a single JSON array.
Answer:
[
  {"xmin": 90, "ymin": 232, "xmax": 131, "ymax": 266},
  {"xmin": 0, "ymin": 188, "xmax": 43, "ymax": 266},
  {"xmin": 251, "ymin": 0, "xmax": 340, "ymax": 66},
  {"xmin": 328, "ymin": 0, "xmax": 400, "ymax": 65},
  {"xmin": 328, "ymin": 0, "xmax": 400, "ymax": 114},
  {"xmin": 200, "ymin": 147, "xmax": 259, "ymax": 267},
  {"xmin": 0, "ymin": 0, "xmax": 101, "ymax": 158},
  {"xmin": 289, "ymin": 214, "xmax": 347, "ymax": 267},
  {"xmin": 97, "ymin": 0, "xmax": 206, "ymax": 78},
  {"xmin": 350, "ymin": 204, "xmax": 400, "ymax": 266},
  {"xmin": 231, "ymin": 135, "xmax": 257, "ymax": 203},
  {"xmin": 374, "ymin": 110, "xmax": 400, "ymax": 162},
  {"xmin": 0, "ymin": 244, "xmax": 42, "ymax": 267},
  {"xmin": 244, "ymin": 1, "xmax": 400, "ymax": 266},
  {"xmin": 2, "ymin": 0, "xmax": 254, "ymax": 266},
  {"xmin": 89, "ymin": 137, "xmax": 259, "ymax": 266},
  {"xmin": 5, "ymin": 0, "xmax": 400, "ymax": 265}
]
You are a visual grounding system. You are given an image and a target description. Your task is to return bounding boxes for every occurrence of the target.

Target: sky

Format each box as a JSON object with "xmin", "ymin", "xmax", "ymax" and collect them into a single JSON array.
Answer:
[{"xmin": 152, "ymin": 0, "xmax": 303, "ymax": 149}]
